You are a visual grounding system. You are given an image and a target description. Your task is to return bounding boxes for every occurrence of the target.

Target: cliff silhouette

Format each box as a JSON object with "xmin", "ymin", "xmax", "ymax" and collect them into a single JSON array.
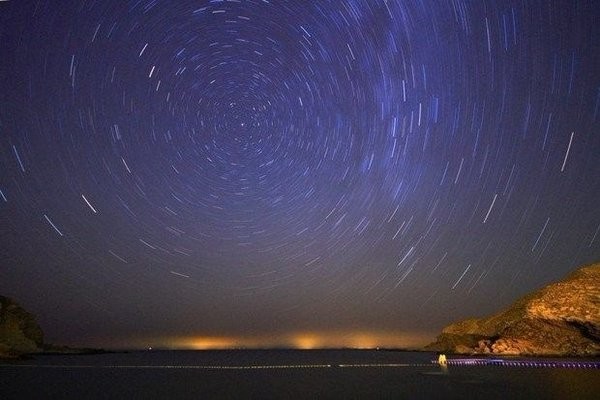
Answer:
[{"xmin": 426, "ymin": 262, "xmax": 600, "ymax": 356}]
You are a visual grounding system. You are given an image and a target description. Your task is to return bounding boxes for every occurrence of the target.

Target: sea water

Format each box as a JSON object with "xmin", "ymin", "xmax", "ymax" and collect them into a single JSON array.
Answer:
[{"xmin": 1, "ymin": 350, "xmax": 598, "ymax": 399}]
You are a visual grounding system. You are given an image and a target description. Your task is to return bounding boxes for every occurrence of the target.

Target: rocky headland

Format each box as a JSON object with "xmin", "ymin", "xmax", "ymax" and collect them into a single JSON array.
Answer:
[
  {"xmin": 0, "ymin": 295, "xmax": 44, "ymax": 358},
  {"xmin": 426, "ymin": 262, "xmax": 600, "ymax": 356},
  {"xmin": 0, "ymin": 295, "xmax": 105, "ymax": 358}
]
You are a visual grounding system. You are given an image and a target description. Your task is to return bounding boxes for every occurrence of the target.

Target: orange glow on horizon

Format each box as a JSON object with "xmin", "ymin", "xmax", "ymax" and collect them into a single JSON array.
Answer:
[
  {"xmin": 187, "ymin": 337, "xmax": 239, "ymax": 350},
  {"xmin": 348, "ymin": 334, "xmax": 378, "ymax": 349},
  {"xmin": 291, "ymin": 333, "xmax": 321, "ymax": 349},
  {"xmin": 162, "ymin": 330, "xmax": 431, "ymax": 351}
]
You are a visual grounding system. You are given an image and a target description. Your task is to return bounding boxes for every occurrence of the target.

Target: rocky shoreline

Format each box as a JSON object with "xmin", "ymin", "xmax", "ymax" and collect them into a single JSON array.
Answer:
[
  {"xmin": 0, "ymin": 295, "xmax": 107, "ymax": 359},
  {"xmin": 0, "ymin": 295, "xmax": 45, "ymax": 358},
  {"xmin": 426, "ymin": 262, "xmax": 600, "ymax": 356}
]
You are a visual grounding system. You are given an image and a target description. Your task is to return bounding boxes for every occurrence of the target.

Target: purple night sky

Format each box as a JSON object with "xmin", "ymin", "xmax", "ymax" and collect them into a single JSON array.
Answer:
[{"xmin": 1, "ymin": 0, "xmax": 599, "ymax": 349}]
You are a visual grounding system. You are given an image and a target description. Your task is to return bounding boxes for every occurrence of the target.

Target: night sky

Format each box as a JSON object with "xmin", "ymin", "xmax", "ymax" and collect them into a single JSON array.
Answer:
[{"xmin": 1, "ymin": 0, "xmax": 599, "ymax": 349}]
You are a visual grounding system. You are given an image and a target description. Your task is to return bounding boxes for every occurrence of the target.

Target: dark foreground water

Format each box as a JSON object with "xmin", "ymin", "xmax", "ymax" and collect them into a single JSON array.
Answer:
[{"xmin": 1, "ymin": 350, "xmax": 598, "ymax": 399}]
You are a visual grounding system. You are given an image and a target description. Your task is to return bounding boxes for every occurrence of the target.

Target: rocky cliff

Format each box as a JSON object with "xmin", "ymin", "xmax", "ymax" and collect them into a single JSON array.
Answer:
[
  {"xmin": 0, "ymin": 296, "xmax": 44, "ymax": 358},
  {"xmin": 426, "ymin": 262, "xmax": 600, "ymax": 356}
]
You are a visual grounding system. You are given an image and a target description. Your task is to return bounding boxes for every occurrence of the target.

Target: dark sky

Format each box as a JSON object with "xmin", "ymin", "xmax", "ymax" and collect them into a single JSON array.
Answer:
[{"xmin": 1, "ymin": 0, "xmax": 599, "ymax": 349}]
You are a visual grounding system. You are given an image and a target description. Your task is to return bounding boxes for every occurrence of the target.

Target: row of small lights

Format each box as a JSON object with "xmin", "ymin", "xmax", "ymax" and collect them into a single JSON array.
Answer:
[{"xmin": 434, "ymin": 359, "xmax": 600, "ymax": 369}]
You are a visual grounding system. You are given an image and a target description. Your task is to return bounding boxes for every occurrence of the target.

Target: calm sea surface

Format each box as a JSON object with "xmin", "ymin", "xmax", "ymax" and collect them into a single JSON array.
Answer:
[{"xmin": 1, "ymin": 350, "xmax": 598, "ymax": 399}]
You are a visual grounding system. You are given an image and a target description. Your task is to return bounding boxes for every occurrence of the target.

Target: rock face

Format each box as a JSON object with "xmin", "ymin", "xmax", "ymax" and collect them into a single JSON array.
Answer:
[
  {"xmin": 426, "ymin": 262, "xmax": 600, "ymax": 356},
  {"xmin": 0, "ymin": 296, "xmax": 44, "ymax": 357}
]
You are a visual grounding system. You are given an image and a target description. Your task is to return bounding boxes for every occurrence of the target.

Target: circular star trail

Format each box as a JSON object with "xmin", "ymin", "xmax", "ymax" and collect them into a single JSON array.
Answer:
[{"xmin": 1, "ymin": 0, "xmax": 599, "ymax": 346}]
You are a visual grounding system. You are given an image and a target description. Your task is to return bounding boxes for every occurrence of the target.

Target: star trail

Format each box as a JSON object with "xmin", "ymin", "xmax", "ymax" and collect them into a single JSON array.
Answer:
[{"xmin": 1, "ymin": 0, "xmax": 599, "ymax": 349}]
